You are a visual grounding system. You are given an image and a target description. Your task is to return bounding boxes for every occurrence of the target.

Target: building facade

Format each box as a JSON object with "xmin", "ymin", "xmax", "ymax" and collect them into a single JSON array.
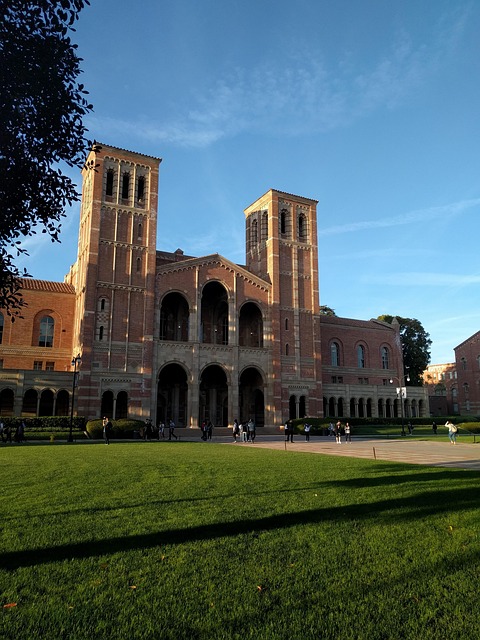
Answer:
[
  {"xmin": 0, "ymin": 143, "xmax": 428, "ymax": 425},
  {"xmin": 454, "ymin": 331, "xmax": 480, "ymax": 416},
  {"xmin": 422, "ymin": 363, "xmax": 458, "ymax": 416}
]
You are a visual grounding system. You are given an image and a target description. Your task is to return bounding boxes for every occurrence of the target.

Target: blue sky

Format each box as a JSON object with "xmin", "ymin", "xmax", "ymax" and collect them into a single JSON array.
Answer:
[{"xmin": 20, "ymin": 0, "xmax": 480, "ymax": 364}]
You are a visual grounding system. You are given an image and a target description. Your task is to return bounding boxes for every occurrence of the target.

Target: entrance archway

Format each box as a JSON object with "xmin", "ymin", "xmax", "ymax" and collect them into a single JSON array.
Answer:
[
  {"xmin": 157, "ymin": 363, "xmax": 188, "ymax": 427},
  {"xmin": 199, "ymin": 365, "xmax": 228, "ymax": 427},
  {"xmin": 239, "ymin": 367, "xmax": 264, "ymax": 427}
]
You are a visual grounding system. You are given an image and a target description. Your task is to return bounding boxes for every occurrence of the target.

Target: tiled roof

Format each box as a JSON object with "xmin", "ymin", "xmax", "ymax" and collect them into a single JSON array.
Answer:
[
  {"xmin": 319, "ymin": 315, "xmax": 395, "ymax": 330},
  {"xmin": 18, "ymin": 279, "xmax": 75, "ymax": 294}
]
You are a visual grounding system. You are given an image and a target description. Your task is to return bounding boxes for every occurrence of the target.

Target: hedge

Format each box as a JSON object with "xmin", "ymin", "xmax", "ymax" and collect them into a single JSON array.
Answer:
[{"xmin": 85, "ymin": 418, "xmax": 145, "ymax": 439}]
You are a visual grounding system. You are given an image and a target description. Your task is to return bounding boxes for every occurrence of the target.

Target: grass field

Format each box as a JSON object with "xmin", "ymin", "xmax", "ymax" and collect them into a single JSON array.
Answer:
[{"xmin": 1, "ymin": 442, "xmax": 479, "ymax": 639}]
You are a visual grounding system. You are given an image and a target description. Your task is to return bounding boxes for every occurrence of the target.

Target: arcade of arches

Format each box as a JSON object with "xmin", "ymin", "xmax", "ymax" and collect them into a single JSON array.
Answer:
[
  {"xmin": 156, "ymin": 363, "xmax": 265, "ymax": 428},
  {"xmin": 323, "ymin": 395, "xmax": 425, "ymax": 419}
]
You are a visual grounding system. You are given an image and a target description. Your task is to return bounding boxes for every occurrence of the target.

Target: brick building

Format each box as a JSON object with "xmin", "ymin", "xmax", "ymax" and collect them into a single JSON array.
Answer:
[
  {"xmin": 0, "ymin": 143, "xmax": 428, "ymax": 425},
  {"xmin": 454, "ymin": 331, "xmax": 480, "ymax": 415},
  {"xmin": 422, "ymin": 363, "xmax": 457, "ymax": 416}
]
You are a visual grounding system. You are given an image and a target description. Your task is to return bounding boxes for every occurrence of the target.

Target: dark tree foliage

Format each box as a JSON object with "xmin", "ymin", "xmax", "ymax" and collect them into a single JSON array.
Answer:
[
  {"xmin": 320, "ymin": 305, "xmax": 336, "ymax": 316},
  {"xmin": 378, "ymin": 315, "xmax": 432, "ymax": 385},
  {"xmin": 0, "ymin": 0, "xmax": 92, "ymax": 316}
]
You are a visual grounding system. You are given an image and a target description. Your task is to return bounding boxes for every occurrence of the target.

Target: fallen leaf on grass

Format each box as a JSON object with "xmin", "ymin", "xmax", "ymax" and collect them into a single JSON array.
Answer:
[
  {"xmin": 3, "ymin": 603, "xmax": 17, "ymax": 609},
  {"xmin": 129, "ymin": 585, "xmax": 137, "ymax": 590}
]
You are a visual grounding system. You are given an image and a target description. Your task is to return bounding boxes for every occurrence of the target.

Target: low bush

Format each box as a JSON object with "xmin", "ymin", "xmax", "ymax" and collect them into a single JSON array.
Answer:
[{"xmin": 85, "ymin": 418, "xmax": 145, "ymax": 439}]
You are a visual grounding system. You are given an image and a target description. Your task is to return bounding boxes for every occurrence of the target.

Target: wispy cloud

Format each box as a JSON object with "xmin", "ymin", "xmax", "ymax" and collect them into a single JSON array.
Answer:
[
  {"xmin": 362, "ymin": 272, "xmax": 480, "ymax": 287},
  {"xmin": 88, "ymin": 8, "xmax": 468, "ymax": 148},
  {"xmin": 318, "ymin": 199, "xmax": 480, "ymax": 236}
]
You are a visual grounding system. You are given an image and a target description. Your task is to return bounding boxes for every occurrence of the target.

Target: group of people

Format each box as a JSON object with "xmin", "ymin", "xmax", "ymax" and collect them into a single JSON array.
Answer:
[
  {"xmin": 232, "ymin": 418, "xmax": 256, "ymax": 442},
  {"xmin": 147, "ymin": 419, "xmax": 177, "ymax": 441},
  {"xmin": 200, "ymin": 420, "xmax": 213, "ymax": 441},
  {"xmin": 0, "ymin": 420, "xmax": 25, "ymax": 444},
  {"xmin": 327, "ymin": 421, "xmax": 352, "ymax": 443},
  {"xmin": 329, "ymin": 421, "xmax": 352, "ymax": 444}
]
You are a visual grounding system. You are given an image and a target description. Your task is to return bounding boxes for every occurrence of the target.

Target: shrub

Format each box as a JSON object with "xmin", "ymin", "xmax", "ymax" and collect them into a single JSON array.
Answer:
[{"xmin": 85, "ymin": 418, "xmax": 145, "ymax": 439}]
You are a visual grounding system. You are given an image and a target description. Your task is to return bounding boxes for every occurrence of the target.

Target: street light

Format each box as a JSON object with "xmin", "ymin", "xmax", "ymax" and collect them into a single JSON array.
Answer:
[
  {"xmin": 389, "ymin": 373, "xmax": 410, "ymax": 436},
  {"xmin": 68, "ymin": 354, "xmax": 82, "ymax": 443}
]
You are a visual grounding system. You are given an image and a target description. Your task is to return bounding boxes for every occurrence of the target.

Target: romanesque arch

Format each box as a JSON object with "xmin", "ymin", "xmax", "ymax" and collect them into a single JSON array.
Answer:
[
  {"xmin": 239, "ymin": 302, "xmax": 263, "ymax": 347},
  {"xmin": 157, "ymin": 363, "xmax": 188, "ymax": 427},
  {"xmin": 0, "ymin": 388, "xmax": 14, "ymax": 417},
  {"xmin": 159, "ymin": 292, "xmax": 189, "ymax": 341},
  {"xmin": 200, "ymin": 281, "xmax": 229, "ymax": 345},
  {"xmin": 239, "ymin": 367, "xmax": 264, "ymax": 427},
  {"xmin": 199, "ymin": 364, "xmax": 228, "ymax": 427}
]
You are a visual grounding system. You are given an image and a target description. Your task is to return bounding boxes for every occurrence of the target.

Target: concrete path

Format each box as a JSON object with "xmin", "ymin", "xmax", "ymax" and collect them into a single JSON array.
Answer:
[{"xmin": 221, "ymin": 436, "xmax": 480, "ymax": 471}]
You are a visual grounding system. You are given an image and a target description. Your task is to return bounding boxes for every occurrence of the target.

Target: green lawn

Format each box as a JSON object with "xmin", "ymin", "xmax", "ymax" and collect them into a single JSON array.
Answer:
[{"xmin": 1, "ymin": 442, "xmax": 479, "ymax": 639}]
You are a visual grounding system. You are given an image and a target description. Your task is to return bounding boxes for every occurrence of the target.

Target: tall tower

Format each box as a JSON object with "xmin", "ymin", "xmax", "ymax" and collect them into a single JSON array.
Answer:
[
  {"xmin": 66, "ymin": 143, "xmax": 161, "ymax": 420},
  {"xmin": 244, "ymin": 190, "xmax": 323, "ymax": 422}
]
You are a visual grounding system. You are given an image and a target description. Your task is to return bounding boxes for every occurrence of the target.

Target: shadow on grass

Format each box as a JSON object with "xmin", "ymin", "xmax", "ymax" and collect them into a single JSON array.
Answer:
[
  {"xmin": 323, "ymin": 466, "xmax": 480, "ymax": 489},
  {"xmin": 1, "ymin": 486, "xmax": 478, "ymax": 571}
]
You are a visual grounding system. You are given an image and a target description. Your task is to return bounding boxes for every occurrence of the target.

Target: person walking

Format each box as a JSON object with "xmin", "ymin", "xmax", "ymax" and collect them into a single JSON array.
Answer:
[
  {"xmin": 158, "ymin": 421, "xmax": 165, "ymax": 439},
  {"xmin": 304, "ymin": 423, "xmax": 311, "ymax": 442},
  {"xmin": 445, "ymin": 420, "xmax": 457, "ymax": 445},
  {"xmin": 102, "ymin": 417, "xmax": 112, "ymax": 445},
  {"xmin": 168, "ymin": 419, "xmax": 178, "ymax": 440},
  {"xmin": 247, "ymin": 418, "xmax": 256, "ymax": 443},
  {"xmin": 344, "ymin": 422, "xmax": 352, "ymax": 443},
  {"xmin": 207, "ymin": 421, "xmax": 213, "ymax": 440},
  {"xmin": 0, "ymin": 421, "xmax": 5, "ymax": 443},
  {"xmin": 334, "ymin": 421, "xmax": 342, "ymax": 444},
  {"xmin": 432, "ymin": 421, "xmax": 437, "ymax": 435},
  {"xmin": 232, "ymin": 419, "xmax": 240, "ymax": 442}
]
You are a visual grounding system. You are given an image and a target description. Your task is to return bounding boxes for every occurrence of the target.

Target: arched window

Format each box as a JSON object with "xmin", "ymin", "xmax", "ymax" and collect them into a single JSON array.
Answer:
[
  {"xmin": 381, "ymin": 347, "xmax": 389, "ymax": 369},
  {"xmin": 136, "ymin": 257, "xmax": 142, "ymax": 273},
  {"xmin": 286, "ymin": 343, "xmax": 290, "ymax": 356},
  {"xmin": 331, "ymin": 342, "xmax": 339, "ymax": 366},
  {"xmin": 137, "ymin": 176, "xmax": 145, "ymax": 202},
  {"xmin": 357, "ymin": 345, "xmax": 365, "ymax": 368},
  {"xmin": 100, "ymin": 298, "xmax": 107, "ymax": 311},
  {"xmin": 251, "ymin": 219, "xmax": 258, "ymax": 245},
  {"xmin": 461, "ymin": 357, "xmax": 467, "ymax": 370},
  {"xmin": 285, "ymin": 318, "xmax": 289, "ymax": 331},
  {"xmin": 261, "ymin": 212, "xmax": 268, "ymax": 240},
  {"xmin": 298, "ymin": 214, "xmax": 307, "ymax": 241},
  {"xmin": 280, "ymin": 209, "xmax": 287, "ymax": 235},
  {"xmin": 39, "ymin": 316, "xmax": 54, "ymax": 348},
  {"xmin": 99, "ymin": 326, "xmax": 104, "ymax": 341},
  {"xmin": 106, "ymin": 169, "xmax": 114, "ymax": 197},
  {"xmin": 121, "ymin": 172, "xmax": 130, "ymax": 201},
  {"xmin": 137, "ymin": 222, "xmax": 143, "ymax": 242},
  {"xmin": 0, "ymin": 312, "xmax": 3, "ymax": 345}
]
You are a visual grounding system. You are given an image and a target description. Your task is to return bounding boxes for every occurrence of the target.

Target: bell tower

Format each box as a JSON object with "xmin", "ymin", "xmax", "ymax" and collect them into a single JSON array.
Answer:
[
  {"xmin": 67, "ymin": 143, "xmax": 161, "ymax": 420},
  {"xmin": 244, "ymin": 190, "xmax": 323, "ymax": 421}
]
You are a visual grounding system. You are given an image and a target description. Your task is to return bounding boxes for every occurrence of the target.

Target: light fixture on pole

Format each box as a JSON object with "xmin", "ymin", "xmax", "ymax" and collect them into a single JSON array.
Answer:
[
  {"xmin": 389, "ymin": 373, "xmax": 410, "ymax": 436},
  {"xmin": 68, "ymin": 354, "xmax": 82, "ymax": 443}
]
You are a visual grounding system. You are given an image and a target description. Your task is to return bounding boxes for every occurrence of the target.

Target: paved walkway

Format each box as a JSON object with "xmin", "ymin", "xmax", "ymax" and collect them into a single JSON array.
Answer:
[{"xmin": 222, "ymin": 436, "xmax": 480, "ymax": 471}]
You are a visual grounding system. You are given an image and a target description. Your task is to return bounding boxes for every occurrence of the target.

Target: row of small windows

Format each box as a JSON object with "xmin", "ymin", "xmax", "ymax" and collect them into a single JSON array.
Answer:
[
  {"xmin": 331, "ymin": 342, "xmax": 391, "ymax": 369},
  {"xmin": 280, "ymin": 209, "xmax": 309, "ymax": 241},
  {"xmin": 105, "ymin": 169, "xmax": 147, "ymax": 206},
  {"xmin": 460, "ymin": 356, "xmax": 480, "ymax": 370}
]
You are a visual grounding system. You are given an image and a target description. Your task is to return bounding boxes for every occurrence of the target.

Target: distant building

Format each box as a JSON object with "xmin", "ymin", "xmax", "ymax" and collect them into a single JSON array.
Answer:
[
  {"xmin": 454, "ymin": 331, "xmax": 480, "ymax": 416},
  {"xmin": 0, "ymin": 143, "xmax": 428, "ymax": 425},
  {"xmin": 422, "ymin": 363, "xmax": 457, "ymax": 416}
]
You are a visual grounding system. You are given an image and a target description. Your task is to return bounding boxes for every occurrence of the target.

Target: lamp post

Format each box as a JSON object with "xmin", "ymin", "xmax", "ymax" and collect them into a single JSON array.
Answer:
[
  {"xmin": 389, "ymin": 373, "xmax": 410, "ymax": 436},
  {"xmin": 68, "ymin": 354, "xmax": 82, "ymax": 443}
]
